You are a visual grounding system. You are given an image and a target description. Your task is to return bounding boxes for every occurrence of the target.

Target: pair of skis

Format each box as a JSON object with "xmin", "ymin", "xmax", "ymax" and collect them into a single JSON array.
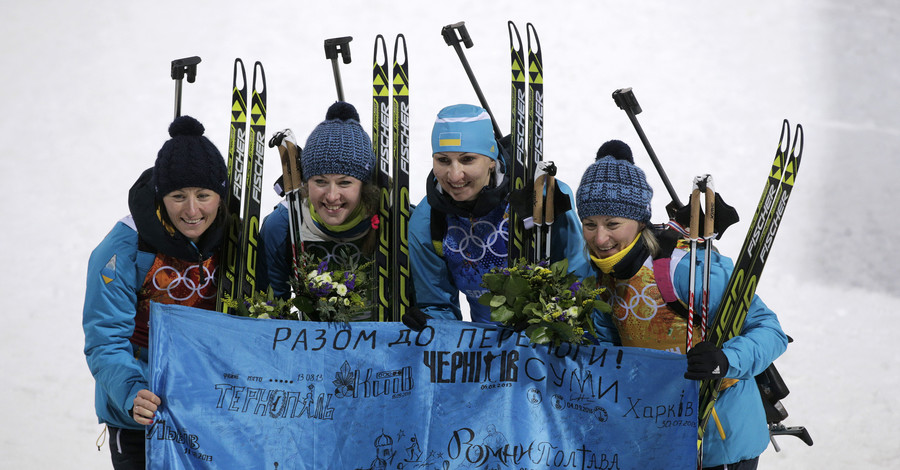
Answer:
[
  {"xmin": 441, "ymin": 21, "xmax": 554, "ymax": 266},
  {"xmin": 216, "ymin": 58, "xmax": 268, "ymax": 314},
  {"xmin": 373, "ymin": 34, "xmax": 411, "ymax": 322},
  {"xmin": 695, "ymin": 120, "xmax": 804, "ymax": 463}
]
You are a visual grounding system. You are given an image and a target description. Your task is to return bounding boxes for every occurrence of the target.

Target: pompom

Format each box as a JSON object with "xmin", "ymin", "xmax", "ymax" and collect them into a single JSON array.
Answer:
[
  {"xmin": 325, "ymin": 101, "xmax": 360, "ymax": 122},
  {"xmin": 168, "ymin": 115, "xmax": 205, "ymax": 138},
  {"xmin": 595, "ymin": 139, "xmax": 633, "ymax": 163}
]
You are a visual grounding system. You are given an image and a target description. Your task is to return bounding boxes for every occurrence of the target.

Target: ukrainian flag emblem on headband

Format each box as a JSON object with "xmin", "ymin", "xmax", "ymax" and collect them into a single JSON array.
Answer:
[{"xmin": 438, "ymin": 132, "xmax": 462, "ymax": 147}]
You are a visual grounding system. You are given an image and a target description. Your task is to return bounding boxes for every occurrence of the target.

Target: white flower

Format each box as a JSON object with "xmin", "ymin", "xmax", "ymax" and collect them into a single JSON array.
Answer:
[
  {"xmin": 307, "ymin": 270, "xmax": 319, "ymax": 280},
  {"xmin": 335, "ymin": 284, "xmax": 348, "ymax": 296}
]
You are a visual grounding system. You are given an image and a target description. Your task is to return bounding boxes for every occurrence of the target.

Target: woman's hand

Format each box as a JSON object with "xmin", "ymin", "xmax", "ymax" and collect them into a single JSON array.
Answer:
[{"xmin": 131, "ymin": 389, "xmax": 161, "ymax": 425}]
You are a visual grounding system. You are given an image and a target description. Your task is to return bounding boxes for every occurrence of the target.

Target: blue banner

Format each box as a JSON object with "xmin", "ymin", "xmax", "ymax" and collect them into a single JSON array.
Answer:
[{"xmin": 148, "ymin": 303, "xmax": 698, "ymax": 469}]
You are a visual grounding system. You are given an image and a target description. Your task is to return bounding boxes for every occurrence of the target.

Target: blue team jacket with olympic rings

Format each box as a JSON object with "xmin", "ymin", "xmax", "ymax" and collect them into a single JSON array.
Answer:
[{"xmin": 409, "ymin": 179, "xmax": 591, "ymax": 323}]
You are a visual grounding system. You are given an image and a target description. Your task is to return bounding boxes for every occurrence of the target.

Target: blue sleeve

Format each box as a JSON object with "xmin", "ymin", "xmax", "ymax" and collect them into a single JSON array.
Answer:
[
  {"xmin": 590, "ymin": 306, "xmax": 621, "ymax": 346},
  {"xmin": 259, "ymin": 202, "xmax": 292, "ymax": 300},
  {"xmin": 408, "ymin": 197, "xmax": 462, "ymax": 320},
  {"xmin": 82, "ymin": 222, "xmax": 147, "ymax": 420},
  {"xmin": 673, "ymin": 249, "xmax": 788, "ymax": 379},
  {"xmin": 550, "ymin": 180, "xmax": 591, "ymax": 279}
]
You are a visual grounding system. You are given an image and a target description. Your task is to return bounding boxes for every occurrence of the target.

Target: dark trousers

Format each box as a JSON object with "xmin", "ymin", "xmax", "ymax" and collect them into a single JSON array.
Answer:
[
  {"xmin": 108, "ymin": 426, "xmax": 145, "ymax": 470},
  {"xmin": 704, "ymin": 456, "xmax": 759, "ymax": 470}
]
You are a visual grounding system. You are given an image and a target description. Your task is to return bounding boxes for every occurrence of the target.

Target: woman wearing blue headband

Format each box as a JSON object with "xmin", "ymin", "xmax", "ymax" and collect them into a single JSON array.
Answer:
[{"xmin": 406, "ymin": 104, "xmax": 590, "ymax": 326}]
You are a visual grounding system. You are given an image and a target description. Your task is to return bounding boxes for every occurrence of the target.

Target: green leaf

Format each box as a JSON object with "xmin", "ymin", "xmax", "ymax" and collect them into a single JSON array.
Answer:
[
  {"xmin": 550, "ymin": 258, "xmax": 569, "ymax": 278},
  {"xmin": 478, "ymin": 292, "xmax": 494, "ymax": 306},
  {"xmin": 593, "ymin": 299, "xmax": 612, "ymax": 313},
  {"xmin": 506, "ymin": 275, "xmax": 531, "ymax": 299},
  {"xmin": 481, "ymin": 273, "xmax": 507, "ymax": 292},
  {"xmin": 528, "ymin": 326, "xmax": 552, "ymax": 345},
  {"xmin": 490, "ymin": 295, "xmax": 507, "ymax": 308},
  {"xmin": 491, "ymin": 305, "xmax": 515, "ymax": 323}
]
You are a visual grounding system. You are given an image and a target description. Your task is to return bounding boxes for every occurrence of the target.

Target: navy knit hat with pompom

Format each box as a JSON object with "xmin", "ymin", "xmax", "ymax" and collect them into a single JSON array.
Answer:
[
  {"xmin": 152, "ymin": 115, "xmax": 227, "ymax": 200},
  {"xmin": 301, "ymin": 101, "xmax": 375, "ymax": 183},
  {"xmin": 576, "ymin": 140, "xmax": 653, "ymax": 223}
]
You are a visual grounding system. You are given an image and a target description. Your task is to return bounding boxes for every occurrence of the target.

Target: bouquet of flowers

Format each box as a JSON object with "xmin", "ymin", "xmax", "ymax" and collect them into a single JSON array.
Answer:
[
  {"xmin": 478, "ymin": 258, "xmax": 610, "ymax": 346},
  {"xmin": 235, "ymin": 251, "xmax": 372, "ymax": 323},
  {"xmin": 289, "ymin": 252, "xmax": 371, "ymax": 323}
]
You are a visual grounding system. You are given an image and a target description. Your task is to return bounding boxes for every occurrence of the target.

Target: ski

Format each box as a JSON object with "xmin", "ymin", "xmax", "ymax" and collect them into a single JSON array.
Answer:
[
  {"xmin": 696, "ymin": 120, "xmax": 803, "ymax": 459},
  {"xmin": 373, "ymin": 34, "xmax": 393, "ymax": 322},
  {"xmin": 526, "ymin": 23, "xmax": 544, "ymax": 263},
  {"xmin": 217, "ymin": 58, "xmax": 248, "ymax": 314},
  {"xmin": 235, "ymin": 61, "xmax": 267, "ymax": 304},
  {"xmin": 507, "ymin": 21, "xmax": 527, "ymax": 265},
  {"xmin": 391, "ymin": 34, "xmax": 411, "ymax": 322}
]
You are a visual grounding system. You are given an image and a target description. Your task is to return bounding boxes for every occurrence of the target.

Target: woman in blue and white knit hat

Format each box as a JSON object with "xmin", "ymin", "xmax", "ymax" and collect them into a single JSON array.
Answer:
[
  {"xmin": 260, "ymin": 101, "xmax": 380, "ymax": 304},
  {"xmin": 577, "ymin": 140, "xmax": 788, "ymax": 469},
  {"xmin": 405, "ymin": 104, "xmax": 591, "ymax": 326}
]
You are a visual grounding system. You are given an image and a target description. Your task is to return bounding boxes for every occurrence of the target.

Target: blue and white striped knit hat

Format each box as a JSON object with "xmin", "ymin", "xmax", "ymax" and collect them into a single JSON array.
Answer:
[
  {"xmin": 431, "ymin": 104, "xmax": 499, "ymax": 160},
  {"xmin": 576, "ymin": 140, "xmax": 653, "ymax": 223},
  {"xmin": 302, "ymin": 101, "xmax": 375, "ymax": 183}
]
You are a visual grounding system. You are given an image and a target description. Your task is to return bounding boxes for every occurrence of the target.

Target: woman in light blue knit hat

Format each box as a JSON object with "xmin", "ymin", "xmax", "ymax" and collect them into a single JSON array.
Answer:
[
  {"xmin": 260, "ymin": 101, "xmax": 380, "ymax": 307},
  {"xmin": 405, "ymin": 104, "xmax": 591, "ymax": 326},
  {"xmin": 577, "ymin": 139, "xmax": 788, "ymax": 469}
]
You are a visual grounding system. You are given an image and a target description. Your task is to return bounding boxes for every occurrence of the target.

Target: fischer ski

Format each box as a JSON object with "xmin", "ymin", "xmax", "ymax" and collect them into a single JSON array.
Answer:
[
  {"xmin": 217, "ymin": 59, "xmax": 248, "ymax": 314},
  {"xmin": 525, "ymin": 23, "xmax": 547, "ymax": 263},
  {"xmin": 372, "ymin": 34, "xmax": 410, "ymax": 322},
  {"xmin": 507, "ymin": 22, "xmax": 527, "ymax": 265},
  {"xmin": 373, "ymin": 34, "xmax": 393, "ymax": 322},
  {"xmin": 696, "ymin": 119, "xmax": 804, "ymax": 459},
  {"xmin": 391, "ymin": 34, "xmax": 411, "ymax": 322}
]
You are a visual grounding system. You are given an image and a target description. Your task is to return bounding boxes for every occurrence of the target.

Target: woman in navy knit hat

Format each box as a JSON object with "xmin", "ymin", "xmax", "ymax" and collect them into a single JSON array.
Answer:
[
  {"xmin": 260, "ymin": 101, "xmax": 380, "ymax": 306},
  {"xmin": 576, "ymin": 140, "xmax": 788, "ymax": 469},
  {"xmin": 406, "ymin": 104, "xmax": 591, "ymax": 326},
  {"xmin": 82, "ymin": 115, "xmax": 228, "ymax": 469}
]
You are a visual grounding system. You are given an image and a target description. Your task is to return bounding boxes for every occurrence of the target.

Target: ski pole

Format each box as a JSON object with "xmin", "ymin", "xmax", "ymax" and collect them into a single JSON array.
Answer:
[
  {"xmin": 612, "ymin": 87, "xmax": 684, "ymax": 218},
  {"xmin": 700, "ymin": 175, "xmax": 716, "ymax": 342},
  {"xmin": 324, "ymin": 36, "xmax": 353, "ymax": 101},
  {"xmin": 686, "ymin": 177, "xmax": 703, "ymax": 352},
  {"xmin": 171, "ymin": 56, "xmax": 201, "ymax": 118},
  {"xmin": 441, "ymin": 22, "xmax": 504, "ymax": 141}
]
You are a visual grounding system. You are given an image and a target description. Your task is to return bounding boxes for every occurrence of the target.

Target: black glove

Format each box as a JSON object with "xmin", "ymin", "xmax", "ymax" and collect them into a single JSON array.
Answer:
[
  {"xmin": 684, "ymin": 341, "xmax": 729, "ymax": 380},
  {"xmin": 402, "ymin": 307, "xmax": 432, "ymax": 332}
]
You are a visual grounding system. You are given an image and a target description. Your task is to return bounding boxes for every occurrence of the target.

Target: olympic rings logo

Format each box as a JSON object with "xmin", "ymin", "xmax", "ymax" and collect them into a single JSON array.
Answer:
[
  {"xmin": 608, "ymin": 280, "xmax": 665, "ymax": 322},
  {"xmin": 151, "ymin": 264, "xmax": 217, "ymax": 301},
  {"xmin": 444, "ymin": 218, "xmax": 508, "ymax": 262},
  {"xmin": 305, "ymin": 242, "xmax": 363, "ymax": 268}
]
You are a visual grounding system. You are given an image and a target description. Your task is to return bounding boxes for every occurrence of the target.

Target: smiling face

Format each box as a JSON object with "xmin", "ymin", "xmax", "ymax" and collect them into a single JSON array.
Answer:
[
  {"xmin": 432, "ymin": 151, "xmax": 496, "ymax": 202},
  {"xmin": 162, "ymin": 187, "xmax": 221, "ymax": 242},
  {"xmin": 306, "ymin": 174, "xmax": 363, "ymax": 226},
  {"xmin": 581, "ymin": 215, "xmax": 643, "ymax": 259}
]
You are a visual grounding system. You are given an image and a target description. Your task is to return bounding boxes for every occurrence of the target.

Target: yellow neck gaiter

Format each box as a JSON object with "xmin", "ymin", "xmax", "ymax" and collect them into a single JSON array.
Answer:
[
  {"xmin": 308, "ymin": 200, "xmax": 367, "ymax": 232},
  {"xmin": 590, "ymin": 233, "xmax": 642, "ymax": 274}
]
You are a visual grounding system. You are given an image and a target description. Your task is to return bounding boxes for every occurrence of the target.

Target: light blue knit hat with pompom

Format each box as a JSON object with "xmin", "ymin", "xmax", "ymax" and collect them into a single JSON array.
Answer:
[
  {"xmin": 576, "ymin": 140, "xmax": 653, "ymax": 223},
  {"xmin": 301, "ymin": 101, "xmax": 375, "ymax": 182}
]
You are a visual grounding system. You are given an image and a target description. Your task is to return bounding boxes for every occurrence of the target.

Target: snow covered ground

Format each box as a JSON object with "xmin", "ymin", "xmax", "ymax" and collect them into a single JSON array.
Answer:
[{"xmin": 2, "ymin": 0, "xmax": 898, "ymax": 467}]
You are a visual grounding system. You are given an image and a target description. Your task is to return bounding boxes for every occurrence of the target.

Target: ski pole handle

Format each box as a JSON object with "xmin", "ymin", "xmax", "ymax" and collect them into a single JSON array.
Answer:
[
  {"xmin": 612, "ymin": 87, "xmax": 684, "ymax": 217},
  {"xmin": 171, "ymin": 56, "xmax": 201, "ymax": 118},
  {"xmin": 441, "ymin": 22, "xmax": 504, "ymax": 141},
  {"xmin": 325, "ymin": 36, "xmax": 353, "ymax": 101}
]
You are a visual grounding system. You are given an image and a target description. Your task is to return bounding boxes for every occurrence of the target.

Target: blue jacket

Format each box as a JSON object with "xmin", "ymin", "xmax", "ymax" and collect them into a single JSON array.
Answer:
[
  {"xmin": 83, "ymin": 169, "xmax": 225, "ymax": 430},
  {"xmin": 591, "ymin": 243, "xmax": 788, "ymax": 467},
  {"xmin": 409, "ymin": 177, "xmax": 591, "ymax": 323}
]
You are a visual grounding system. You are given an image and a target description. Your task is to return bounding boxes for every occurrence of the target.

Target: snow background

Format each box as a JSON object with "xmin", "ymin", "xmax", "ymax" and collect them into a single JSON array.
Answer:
[{"xmin": 2, "ymin": 0, "xmax": 898, "ymax": 467}]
